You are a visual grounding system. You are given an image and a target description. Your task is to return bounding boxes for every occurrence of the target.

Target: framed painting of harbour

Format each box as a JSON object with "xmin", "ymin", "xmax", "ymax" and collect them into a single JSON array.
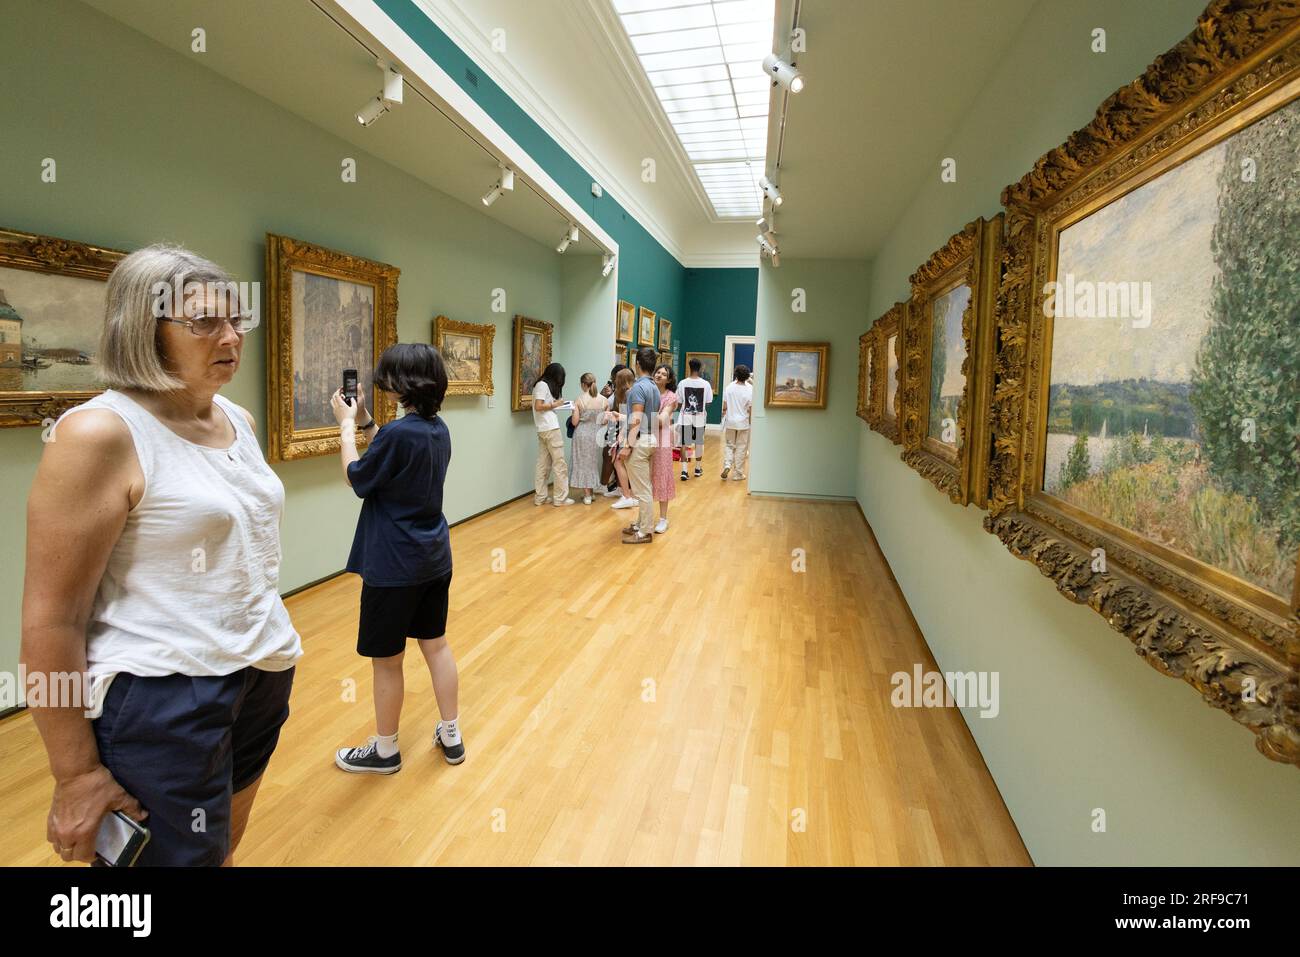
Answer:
[
  {"xmin": 265, "ymin": 233, "xmax": 399, "ymax": 461},
  {"xmin": 986, "ymin": 2, "xmax": 1300, "ymax": 768},
  {"xmin": 899, "ymin": 216, "xmax": 1001, "ymax": 507},
  {"xmin": 434, "ymin": 314, "xmax": 494, "ymax": 396},
  {"xmin": 0, "ymin": 226, "xmax": 127, "ymax": 427}
]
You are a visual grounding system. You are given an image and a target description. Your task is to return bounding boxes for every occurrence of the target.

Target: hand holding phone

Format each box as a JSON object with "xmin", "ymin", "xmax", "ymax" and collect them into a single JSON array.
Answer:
[
  {"xmin": 342, "ymin": 368, "xmax": 358, "ymax": 407},
  {"xmin": 95, "ymin": 810, "xmax": 150, "ymax": 867}
]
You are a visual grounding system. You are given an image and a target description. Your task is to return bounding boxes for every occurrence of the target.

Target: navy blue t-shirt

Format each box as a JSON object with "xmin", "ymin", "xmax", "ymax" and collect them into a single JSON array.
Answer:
[{"xmin": 345, "ymin": 412, "xmax": 452, "ymax": 587}]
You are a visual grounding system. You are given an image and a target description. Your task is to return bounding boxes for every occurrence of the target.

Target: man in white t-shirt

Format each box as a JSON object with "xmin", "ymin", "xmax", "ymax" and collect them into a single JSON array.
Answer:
[
  {"xmin": 720, "ymin": 364, "xmax": 753, "ymax": 481},
  {"xmin": 675, "ymin": 357, "xmax": 714, "ymax": 481}
]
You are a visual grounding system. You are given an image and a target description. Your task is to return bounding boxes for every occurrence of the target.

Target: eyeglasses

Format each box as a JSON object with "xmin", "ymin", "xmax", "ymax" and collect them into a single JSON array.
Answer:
[{"xmin": 157, "ymin": 314, "xmax": 257, "ymax": 337}]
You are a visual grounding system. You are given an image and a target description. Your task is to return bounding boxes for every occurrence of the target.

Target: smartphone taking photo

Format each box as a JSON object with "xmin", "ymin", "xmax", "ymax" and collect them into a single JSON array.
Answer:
[
  {"xmin": 95, "ymin": 810, "xmax": 150, "ymax": 867},
  {"xmin": 342, "ymin": 368, "xmax": 358, "ymax": 407}
]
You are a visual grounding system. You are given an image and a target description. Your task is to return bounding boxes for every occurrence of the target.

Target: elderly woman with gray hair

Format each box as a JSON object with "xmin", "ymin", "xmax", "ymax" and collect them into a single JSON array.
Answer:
[{"xmin": 21, "ymin": 244, "xmax": 301, "ymax": 866}]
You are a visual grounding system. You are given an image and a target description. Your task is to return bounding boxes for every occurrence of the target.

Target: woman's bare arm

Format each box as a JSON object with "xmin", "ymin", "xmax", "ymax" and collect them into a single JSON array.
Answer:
[{"xmin": 22, "ymin": 409, "xmax": 146, "ymax": 859}]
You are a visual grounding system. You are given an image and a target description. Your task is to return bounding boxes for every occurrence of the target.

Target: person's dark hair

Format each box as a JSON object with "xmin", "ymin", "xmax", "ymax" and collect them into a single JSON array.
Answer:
[
  {"xmin": 538, "ymin": 362, "xmax": 565, "ymax": 400},
  {"xmin": 373, "ymin": 342, "xmax": 448, "ymax": 418},
  {"xmin": 609, "ymin": 363, "xmax": 627, "ymax": 383},
  {"xmin": 688, "ymin": 357, "xmax": 702, "ymax": 374},
  {"xmin": 655, "ymin": 363, "xmax": 677, "ymax": 393},
  {"xmin": 635, "ymin": 346, "xmax": 657, "ymax": 374},
  {"xmin": 734, "ymin": 364, "xmax": 751, "ymax": 383}
]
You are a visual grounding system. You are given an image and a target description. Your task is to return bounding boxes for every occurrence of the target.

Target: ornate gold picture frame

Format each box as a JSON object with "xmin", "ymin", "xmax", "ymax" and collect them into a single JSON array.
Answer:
[
  {"xmin": 511, "ymin": 314, "xmax": 552, "ymax": 411},
  {"xmin": 265, "ymin": 233, "xmax": 399, "ymax": 462},
  {"xmin": 765, "ymin": 341, "xmax": 829, "ymax": 409},
  {"xmin": 869, "ymin": 302, "xmax": 906, "ymax": 444},
  {"xmin": 616, "ymin": 299, "xmax": 635, "ymax": 343},
  {"xmin": 987, "ymin": 3, "xmax": 1300, "ymax": 767},
  {"xmin": 657, "ymin": 316, "xmax": 672, "ymax": 352},
  {"xmin": 433, "ymin": 314, "xmax": 494, "ymax": 396},
  {"xmin": 856, "ymin": 330, "xmax": 873, "ymax": 424},
  {"xmin": 0, "ymin": 226, "xmax": 127, "ymax": 427},
  {"xmin": 685, "ymin": 351, "xmax": 721, "ymax": 394},
  {"xmin": 637, "ymin": 306, "xmax": 657, "ymax": 347},
  {"xmin": 899, "ymin": 216, "xmax": 1001, "ymax": 507}
]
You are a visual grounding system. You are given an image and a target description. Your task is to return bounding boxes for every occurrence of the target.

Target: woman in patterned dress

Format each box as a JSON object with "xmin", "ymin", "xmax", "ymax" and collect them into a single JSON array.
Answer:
[
  {"xmin": 568, "ymin": 372, "xmax": 611, "ymax": 504},
  {"xmin": 650, "ymin": 363, "xmax": 678, "ymax": 534}
]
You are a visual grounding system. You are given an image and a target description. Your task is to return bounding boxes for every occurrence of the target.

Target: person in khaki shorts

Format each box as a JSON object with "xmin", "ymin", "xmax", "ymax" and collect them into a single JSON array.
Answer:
[
  {"xmin": 618, "ymin": 346, "xmax": 660, "ymax": 543},
  {"xmin": 532, "ymin": 363, "xmax": 575, "ymax": 507},
  {"xmin": 721, "ymin": 364, "xmax": 753, "ymax": 480}
]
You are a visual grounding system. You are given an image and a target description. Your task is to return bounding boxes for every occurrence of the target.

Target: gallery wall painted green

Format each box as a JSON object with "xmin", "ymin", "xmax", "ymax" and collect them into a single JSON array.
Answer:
[
  {"xmin": 750, "ymin": 259, "xmax": 869, "ymax": 499},
  {"xmin": 857, "ymin": 0, "xmax": 1300, "ymax": 864},
  {"xmin": 681, "ymin": 268, "xmax": 758, "ymax": 421},
  {"xmin": 374, "ymin": 0, "xmax": 687, "ymax": 326},
  {"xmin": 0, "ymin": 0, "xmax": 610, "ymax": 692}
]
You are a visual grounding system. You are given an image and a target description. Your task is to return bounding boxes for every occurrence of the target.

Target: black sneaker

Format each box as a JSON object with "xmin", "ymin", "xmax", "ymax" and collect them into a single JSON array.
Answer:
[
  {"xmin": 694, "ymin": 467, "xmax": 703, "ymax": 477},
  {"xmin": 335, "ymin": 736, "xmax": 401, "ymax": 774},
  {"xmin": 434, "ymin": 721, "xmax": 466, "ymax": 765},
  {"xmin": 680, "ymin": 470, "xmax": 688, "ymax": 481},
  {"xmin": 721, "ymin": 467, "xmax": 730, "ymax": 479}
]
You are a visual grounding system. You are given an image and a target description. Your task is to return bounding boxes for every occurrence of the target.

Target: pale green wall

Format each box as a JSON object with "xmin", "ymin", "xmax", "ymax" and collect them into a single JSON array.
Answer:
[
  {"xmin": 858, "ymin": 0, "xmax": 1300, "ymax": 864},
  {"xmin": 0, "ymin": 0, "xmax": 614, "ymax": 693},
  {"xmin": 750, "ymin": 259, "xmax": 870, "ymax": 498}
]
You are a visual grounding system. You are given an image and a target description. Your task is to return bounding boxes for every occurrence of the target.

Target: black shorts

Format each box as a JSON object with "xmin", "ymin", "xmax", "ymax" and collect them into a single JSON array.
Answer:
[
  {"xmin": 358, "ymin": 571, "xmax": 453, "ymax": 657},
  {"xmin": 92, "ymin": 666, "xmax": 295, "ymax": 866}
]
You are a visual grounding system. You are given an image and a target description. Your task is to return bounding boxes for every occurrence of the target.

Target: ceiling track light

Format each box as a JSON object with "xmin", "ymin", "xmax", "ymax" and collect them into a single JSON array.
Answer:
[
  {"xmin": 763, "ymin": 53, "xmax": 805, "ymax": 94},
  {"xmin": 481, "ymin": 166, "xmax": 515, "ymax": 206},
  {"xmin": 356, "ymin": 60, "xmax": 404, "ymax": 127},
  {"xmin": 601, "ymin": 253, "xmax": 616, "ymax": 278},
  {"xmin": 556, "ymin": 224, "xmax": 580, "ymax": 254},
  {"xmin": 759, "ymin": 176, "xmax": 783, "ymax": 208}
]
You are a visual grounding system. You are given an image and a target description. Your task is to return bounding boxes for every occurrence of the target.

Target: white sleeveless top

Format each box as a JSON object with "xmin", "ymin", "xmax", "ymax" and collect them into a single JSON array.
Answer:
[{"xmin": 58, "ymin": 390, "xmax": 302, "ymax": 717}]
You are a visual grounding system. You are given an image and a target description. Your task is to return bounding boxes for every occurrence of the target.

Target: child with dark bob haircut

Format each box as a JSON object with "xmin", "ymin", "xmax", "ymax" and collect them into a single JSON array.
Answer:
[{"xmin": 329, "ymin": 343, "xmax": 465, "ymax": 774}]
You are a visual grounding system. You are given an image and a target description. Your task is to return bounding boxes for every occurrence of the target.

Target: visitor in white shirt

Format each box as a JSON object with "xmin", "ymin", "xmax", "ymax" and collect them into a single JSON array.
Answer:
[{"xmin": 721, "ymin": 365, "xmax": 753, "ymax": 481}]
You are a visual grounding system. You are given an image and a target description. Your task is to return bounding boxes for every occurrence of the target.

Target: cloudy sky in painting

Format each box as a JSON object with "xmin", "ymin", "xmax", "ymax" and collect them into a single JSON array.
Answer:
[
  {"xmin": 0, "ymin": 266, "xmax": 105, "ymax": 350},
  {"xmin": 933, "ymin": 283, "xmax": 970, "ymax": 397},
  {"xmin": 1050, "ymin": 136, "xmax": 1227, "ymax": 386},
  {"xmin": 774, "ymin": 350, "xmax": 819, "ymax": 386}
]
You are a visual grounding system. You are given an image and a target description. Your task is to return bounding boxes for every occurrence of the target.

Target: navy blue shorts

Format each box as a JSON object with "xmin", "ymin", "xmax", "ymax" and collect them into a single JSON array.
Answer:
[
  {"xmin": 92, "ymin": 666, "xmax": 295, "ymax": 866},
  {"xmin": 358, "ymin": 571, "xmax": 453, "ymax": 658}
]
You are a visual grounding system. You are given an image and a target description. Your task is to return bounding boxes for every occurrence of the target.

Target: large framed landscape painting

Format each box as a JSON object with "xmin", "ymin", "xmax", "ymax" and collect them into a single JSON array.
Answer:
[
  {"xmin": 511, "ymin": 314, "xmax": 552, "ymax": 411},
  {"xmin": 765, "ymin": 341, "xmax": 829, "ymax": 409},
  {"xmin": 0, "ymin": 227, "xmax": 127, "ymax": 426},
  {"xmin": 265, "ymin": 233, "xmax": 399, "ymax": 461},
  {"xmin": 987, "ymin": 3, "xmax": 1300, "ymax": 768},
  {"xmin": 899, "ymin": 216, "xmax": 1001, "ymax": 506},
  {"xmin": 434, "ymin": 314, "xmax": 494, "ymax": 396}
]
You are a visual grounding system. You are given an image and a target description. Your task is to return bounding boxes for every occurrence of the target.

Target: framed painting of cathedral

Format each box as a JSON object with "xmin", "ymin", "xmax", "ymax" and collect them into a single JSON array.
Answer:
[
  {"xmin": 0, "ymin": 226, "xmax": 127, "ymax": 427},
  {"xmin": 265, "ymin": 233, "xmax": 399, "ymax": 461}
]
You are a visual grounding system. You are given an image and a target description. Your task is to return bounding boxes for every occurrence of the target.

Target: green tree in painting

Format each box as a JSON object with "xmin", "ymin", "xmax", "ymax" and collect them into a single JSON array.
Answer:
[
  {"xmin": 1058, "ymin": 433, "xmax": 1090, "ymax": 490},
  {"xmin": 1189, "ymin": 101, "xmax": 1300, "ymax": 551}
]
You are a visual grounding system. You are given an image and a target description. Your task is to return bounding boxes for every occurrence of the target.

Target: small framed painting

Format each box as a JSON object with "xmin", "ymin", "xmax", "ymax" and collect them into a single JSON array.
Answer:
[
  {"xmin": 657, "ymin": 316, "xmax": 672, "ymax": 352},
  {"xmin": 616, "ymin": 299, "xmax": 635, "ymax": 343},
  {"xmin": 638, "ymin": 306, "xmax": 657, "ymax": 347},
  {"xmin": 765, "ymin": 341, "xmax": 830, "ymax": 409},
  {"xmin": 433, "ymin": 314, "xmax": 494, "ymax": 396},
  {"xmin": 685, "ymin": 351, "xmax": 720, "ymax": 393}
]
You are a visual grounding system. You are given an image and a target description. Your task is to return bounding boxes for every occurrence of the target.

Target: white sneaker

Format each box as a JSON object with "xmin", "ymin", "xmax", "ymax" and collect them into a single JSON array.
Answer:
[
  {"xmin": 653, "ymin": 518, "xmax": 669, "ymax": 534},
  {"xmin": 553, "ymin": 497, "xmax": 576, "ymax": 506},
  {"xmin": 612, "ymin": 496, "xmax": 639, "ymax": 509},
  {"xmin": 583, "ymin": 494, "xmax": 593, "ymax": 504},
  {"xmin": 601, "ymin": 488, "xmax": 621, "ymax": 498}
]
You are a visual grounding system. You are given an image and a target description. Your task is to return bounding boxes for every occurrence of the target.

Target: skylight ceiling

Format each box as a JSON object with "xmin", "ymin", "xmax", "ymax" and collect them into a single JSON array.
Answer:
[{"xmin": 612, "ymin": 0, "xmax": 774, "ymax": 220}]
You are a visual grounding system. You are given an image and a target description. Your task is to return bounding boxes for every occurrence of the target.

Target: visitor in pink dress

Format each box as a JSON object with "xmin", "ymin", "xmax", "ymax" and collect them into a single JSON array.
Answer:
[{"xmin": 650, "ymin": 363, "xmax": 678, "ymax": 535}]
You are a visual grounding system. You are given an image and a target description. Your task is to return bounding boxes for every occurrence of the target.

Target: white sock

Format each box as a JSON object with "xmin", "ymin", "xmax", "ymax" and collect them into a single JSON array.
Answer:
[
  {"xmin": 440, "ymin": 716, "xmax": 462, "ymax": 746},
  {"xmin": 375, "ymin": 732, "xmax": 399, "ymax": 758}
]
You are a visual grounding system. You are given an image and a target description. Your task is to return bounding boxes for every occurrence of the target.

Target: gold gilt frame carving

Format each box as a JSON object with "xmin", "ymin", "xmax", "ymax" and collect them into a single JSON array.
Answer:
[
  {"xmin": 0, "ymin": 226, "xmax": 128, "ymax": 427},
  {"xmin": 867, "ymin": 302, "xmax": 906, "ymax": 444},
  {"xmin": 511, "ymin": 314, "xmax": 553, "ymax": 411},
  {"xmin": 433, "ymin": 314, "xmax": 494, "ymax": 396},
  {"xmin": 265, "ymin": 233, "xmax": 399, "ymax": 462},
  {"xmin": 900, "ymin": 216, "xmax": 1001, "ymax": 507},
  {"xmin": 988, "ymin": 0, "xmax": 1300, "ymax": 767},
  {"xmin": 856, "ymin": 330, "xmax": 873, "ymax": 423}
]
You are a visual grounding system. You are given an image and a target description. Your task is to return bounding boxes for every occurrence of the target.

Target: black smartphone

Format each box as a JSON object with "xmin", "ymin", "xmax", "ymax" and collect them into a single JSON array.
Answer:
[
  {"xmin": 94, "ymin": 810, "xmax": 150, "ymax": 867},
  {"xmin": 342, "ymin": 368, "xmax": 358, "ymax": 406}
]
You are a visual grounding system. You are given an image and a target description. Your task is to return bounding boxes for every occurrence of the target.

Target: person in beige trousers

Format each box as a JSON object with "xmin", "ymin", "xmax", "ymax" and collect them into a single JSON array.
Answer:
[
  {"xmin": 618, "ymin": 347, "xmax": 660, "ymax": 543},
  {"xmin": 532, "ymin": 362, "xmax": 575, "ymax": 507}
]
